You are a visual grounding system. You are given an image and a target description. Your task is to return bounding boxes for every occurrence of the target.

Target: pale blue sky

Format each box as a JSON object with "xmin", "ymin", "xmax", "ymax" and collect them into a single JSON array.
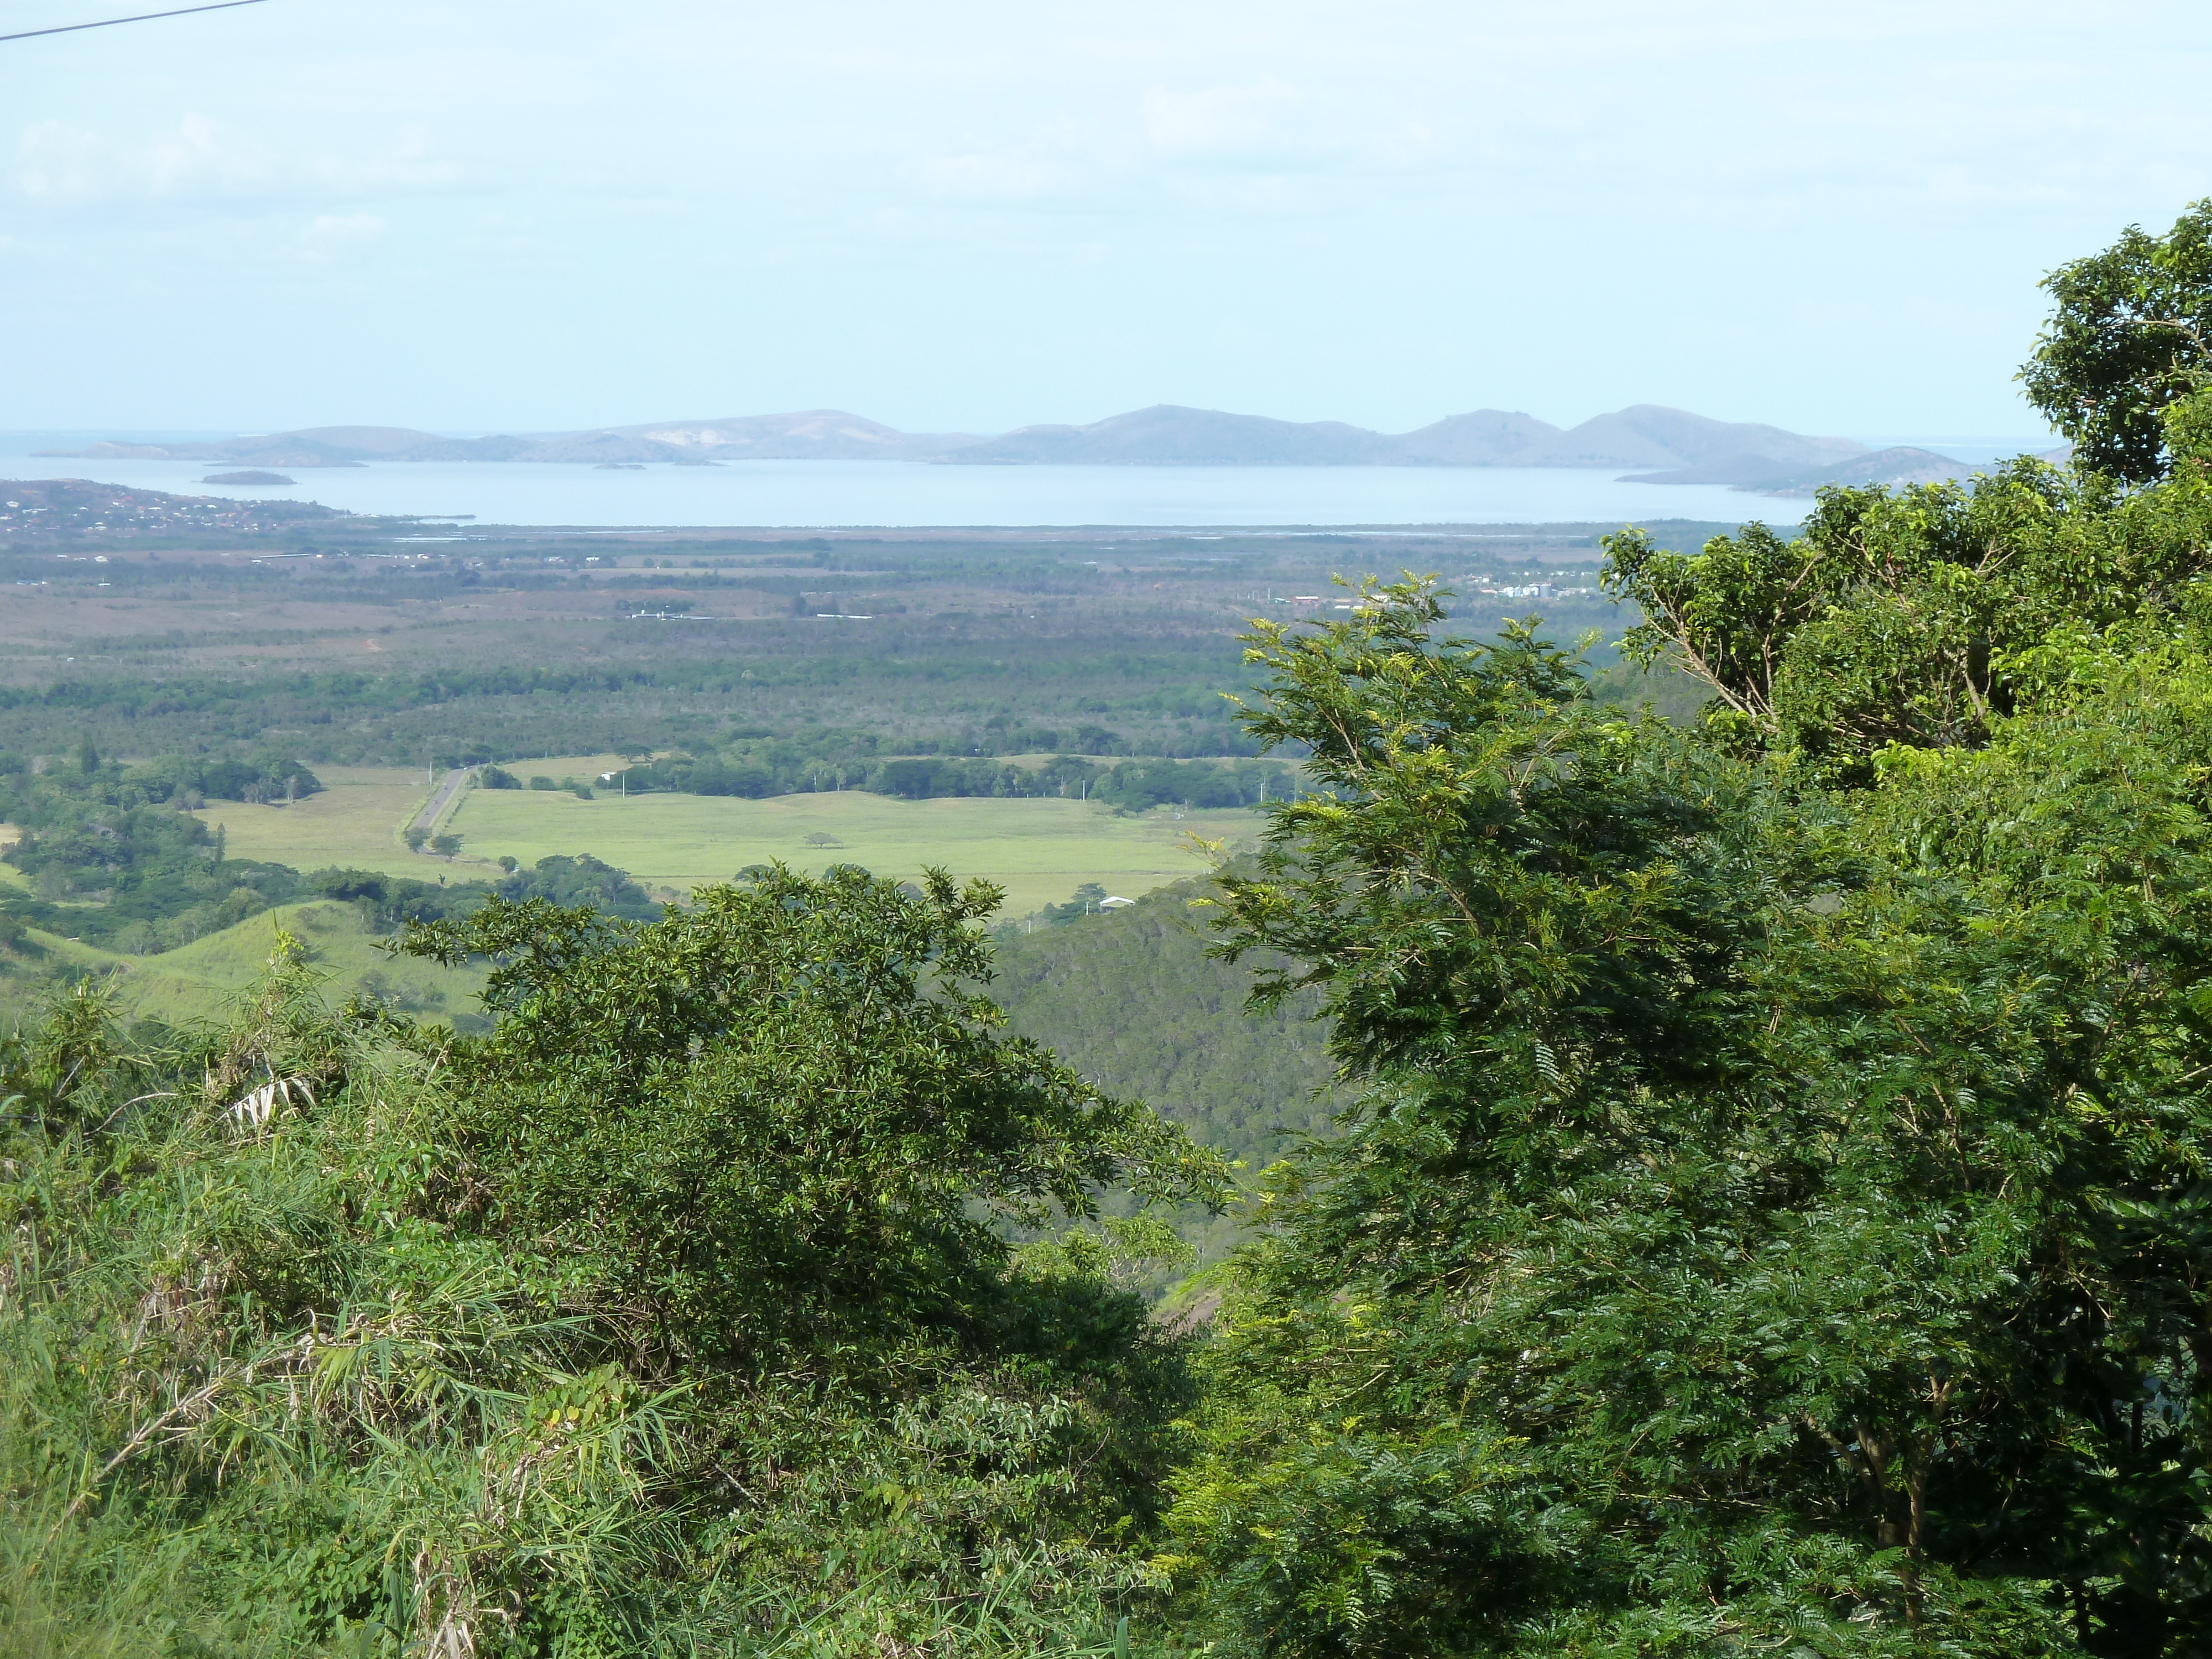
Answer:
[{"xmin": 4, "ymin": 0, "xmax": 2206, "ymax": 439}]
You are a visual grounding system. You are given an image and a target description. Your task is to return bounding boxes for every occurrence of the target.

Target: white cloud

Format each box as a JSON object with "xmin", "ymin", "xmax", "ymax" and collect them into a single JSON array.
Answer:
[
  {"xmin": 14, "ymin": 114, "xmax": 269, "ymax": 202},
  {"xmin": 1141, "ymin": 80, "xmax": 1310, "ymax": 163},
  {"xmin": 291, "ymin": 212, "xmax": 388, "ymax": 263},
  {"xmin": 899, "ymin": 76, "xmax": 1443, "ymax": 215},
  {"xmin": 912, "ymin": 150, "xmax": 1069, "ymax": 204},
  {"xmin": 10, "ymin": 114, "xmax": 460, "ymax": 206}
]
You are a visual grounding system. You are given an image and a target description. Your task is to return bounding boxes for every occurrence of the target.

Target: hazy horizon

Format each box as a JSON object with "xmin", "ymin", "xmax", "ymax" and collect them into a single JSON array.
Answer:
[
  {"xmin": 0, "ymin": 411, "xmax": 2058, "ymax": 460},
  {"xmin": 7, "ymin": 0, "xmax": 2205, "ymax": 438}
]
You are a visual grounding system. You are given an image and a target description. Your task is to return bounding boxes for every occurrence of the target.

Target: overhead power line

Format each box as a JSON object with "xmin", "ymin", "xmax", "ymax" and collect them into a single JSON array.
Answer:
[{"xmin": 0, "ymin": 0, "xmax": 268, "ymax": 43}]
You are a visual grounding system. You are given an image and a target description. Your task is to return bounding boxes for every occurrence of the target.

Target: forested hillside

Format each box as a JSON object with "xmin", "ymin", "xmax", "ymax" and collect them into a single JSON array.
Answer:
[
  {"xmin": 992, "ymin": 877, "xmax": 1340, "ymax": 1265},
  {"xmin": 16, "ymin": 206, "xmax": 2212, "ymax": 1656},
  {"xmin": 993, "ymin": 878, "xmax": 1336, "ymax": 1175}
]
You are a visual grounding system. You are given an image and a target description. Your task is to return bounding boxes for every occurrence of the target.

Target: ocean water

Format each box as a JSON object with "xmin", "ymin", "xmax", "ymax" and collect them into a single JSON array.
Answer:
[{"xmin": 0, "ymin": 443, "xmax": 1823, "ymax": 530}]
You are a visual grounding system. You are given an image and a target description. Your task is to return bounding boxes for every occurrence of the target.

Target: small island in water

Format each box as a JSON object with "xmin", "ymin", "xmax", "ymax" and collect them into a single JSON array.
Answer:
[{"xmin": 200, "ymin": 470, "xmax": 296, "ymax": 486}]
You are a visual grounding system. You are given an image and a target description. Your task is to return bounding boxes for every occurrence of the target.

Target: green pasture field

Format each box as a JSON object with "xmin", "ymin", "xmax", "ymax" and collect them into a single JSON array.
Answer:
[
  {"xmin": 447, "ymin": 787, "xmax": 1255, "ymax": 917},
  {"xmin": 4, "ymin": 780, "xmax": 1244, "ymax": 1024},
  {"xmin": 183, "ymin": 759, "xmax": 1258, "ymax": 916},
  {"xmin": 191, "ymin": 757, "xmax": 642, "ymax": 880},
  {"xmin": 4, "ymin": 900, "xmax": 487, "ymax": 1028},
  {"xmin": 191, "ymin": 765, "xmax": 441, "ymax": 879}
]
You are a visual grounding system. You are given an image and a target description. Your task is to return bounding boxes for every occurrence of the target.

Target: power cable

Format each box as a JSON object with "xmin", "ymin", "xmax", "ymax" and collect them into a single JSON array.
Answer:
[{"xmin": 1, "ymin": 0, "xmax": 267, "ymax": 43}]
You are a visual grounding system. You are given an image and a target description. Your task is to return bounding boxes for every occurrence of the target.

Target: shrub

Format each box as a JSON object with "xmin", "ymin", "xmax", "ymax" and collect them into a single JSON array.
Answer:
[{"xmin": 0, "ymin": 883, "xmax": 1228, "ymax": 1655}]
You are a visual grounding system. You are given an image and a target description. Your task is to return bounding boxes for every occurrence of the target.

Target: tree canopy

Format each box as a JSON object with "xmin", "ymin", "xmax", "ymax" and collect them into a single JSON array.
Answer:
[
  {"xmin": 401, "ymin": 865, "xmax": 1227, "ymax": 1378},
  {"xmin": 1159, "ymin": 564, "xmax": 2212, "ymax": 1651},
  {"xmin": 1150, "ymin": 265, "xmax": 2212, "ymax": 1647},
  {"xmin": 2022, "ymin": 197, "xmax": 2212, "ymax": 481}
]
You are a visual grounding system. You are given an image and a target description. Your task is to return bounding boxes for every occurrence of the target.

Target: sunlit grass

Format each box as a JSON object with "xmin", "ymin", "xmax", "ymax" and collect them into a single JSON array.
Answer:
[
  {"xmin": 179, "ymin": 761, "xmax": 1256, "ymax": 918},
  {"xmin": 188, "ymin": 758, "xmax": 634, "ymax": 880},
  {"xmin": 187, "ymin": 764, "xmax": 439, "ymax": 879},
  {"xmin": 450, "ymin": 788, "xmax": 1253, "ymax": 916},
  {"xmin": 8, "ymin": 901, "xmax": 485, "ymax": 1026}
]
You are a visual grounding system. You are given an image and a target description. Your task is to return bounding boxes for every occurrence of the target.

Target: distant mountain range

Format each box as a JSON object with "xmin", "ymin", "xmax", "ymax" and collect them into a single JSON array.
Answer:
[
  {"xmin": 36, "ymin": 413, "xmax": 979, "ymax": 469},
  {"xmin": 1617, "ymin": 444, "xmax": 1981, "ymax": 495},
  {"xmin": 36, "ymin": 404, "xmax": 2004, "ymax": 493}
]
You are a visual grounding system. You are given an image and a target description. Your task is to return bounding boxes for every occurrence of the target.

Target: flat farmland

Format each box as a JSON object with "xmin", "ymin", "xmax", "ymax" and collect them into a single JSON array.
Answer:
[
  {"xmin": 447, "ymin": 788, "xmax": 1253, "ymax": 915},
  {"xmin": 191, "ymin": 765, "xmax": 440, "ymax": 878},
  {"xmin": 190, "ymin": 757, "xmax": 646, "ymax": 879},
  {"xmin": 184, "ymin": 763, "xmax": 1256, "ymax": 915}
]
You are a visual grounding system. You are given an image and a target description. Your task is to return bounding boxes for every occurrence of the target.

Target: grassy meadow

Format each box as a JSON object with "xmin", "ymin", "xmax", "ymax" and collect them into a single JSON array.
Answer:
[
  {"xmin": 9, "ymin": 758, "xmax": 1258, "ymax": 1027},
  {"xmin": 190, "ymin": 760, "xmax": 1256, "ymax": 917},
  {"xmin": 189, "ymin": 757, "xmax": 626, "ymax": 878},
  {"xmin": 190, "ymin": 763, "xmax": 440, "ymax": 878},
  {"xmin": 447, "ymin": 786, "xmax": 1253, "ymax": 915},
  {"xmin": 9, "ymin": 899, "xmax": 487, "ymax": 1026}
]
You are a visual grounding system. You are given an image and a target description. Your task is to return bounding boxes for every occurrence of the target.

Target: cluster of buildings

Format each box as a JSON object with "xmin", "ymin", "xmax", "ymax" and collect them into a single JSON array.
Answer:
[
  {"xmin": 1464, "ymin": 580, "xmax": 1599, "ymax": 600},
  {"xmin": 1261, "ymin": 579, "xmax": 1601, "ymax": 610},
  {"xmin": 0, "ymin": 481, "xmax": 343, "ymax": 545}
]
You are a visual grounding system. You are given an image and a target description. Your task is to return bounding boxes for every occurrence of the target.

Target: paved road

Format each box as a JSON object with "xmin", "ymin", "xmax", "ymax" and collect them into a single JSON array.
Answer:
[{"xmin": 411, "ymin": 767, "xmax": 472, "ymax": 839}]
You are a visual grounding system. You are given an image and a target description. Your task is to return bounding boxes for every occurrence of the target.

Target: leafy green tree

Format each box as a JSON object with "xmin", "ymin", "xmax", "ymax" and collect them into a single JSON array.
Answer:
[
  {"xmin": 2022, "ymin": 198, "xmax": 2212, "ymax": 481},
  {"xmin": 1161, "ymin": 575, "xmax": 2212, "ymax": 1655},
  {"xmin": 1602, "ymin": 451, "xmax": 2212, "ymax": 782},
  {"xmin": 402, "ymin": 864, "xmax": 1229, "ymax": 1378}
]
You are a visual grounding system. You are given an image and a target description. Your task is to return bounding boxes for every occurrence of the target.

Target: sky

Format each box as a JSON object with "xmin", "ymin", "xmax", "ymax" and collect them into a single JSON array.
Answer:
[{"xmin": 3, "ymin": 0, "xmax": 2208, "ymax": 440}]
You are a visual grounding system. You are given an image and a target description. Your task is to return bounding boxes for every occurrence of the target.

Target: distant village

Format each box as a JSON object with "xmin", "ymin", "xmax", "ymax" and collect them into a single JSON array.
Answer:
[
  {"xmin": 0, "ymin": 479, "xmax": 345, "ymax": 546},
  {"xmin": 1266, "ymin": 577, "xmax": 1598, "ymax": 613}
]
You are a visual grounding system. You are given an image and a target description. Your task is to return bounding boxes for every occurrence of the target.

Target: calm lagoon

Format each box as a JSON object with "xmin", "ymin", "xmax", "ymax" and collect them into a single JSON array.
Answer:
[{"xmin": 1, "ymin": 445, "xmax": 1818, "ymax": 529}]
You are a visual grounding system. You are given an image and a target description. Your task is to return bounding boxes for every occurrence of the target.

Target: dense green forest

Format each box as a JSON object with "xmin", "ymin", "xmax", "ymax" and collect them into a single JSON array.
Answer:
[
  {"xmin": 989, "ymin": 876, "xmax": 1343, "ymax": 1270},
  {"xmin": 505, "ymin": 750, "xmax": 1306, "ymax": 811},
  {"xmin": 15, "ymin": 206, "xmax": 2212, "ymax": 1654},
  {"xmin": 993, "ymin": 878, "xmax": 1337, "ymax": 1172}
]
